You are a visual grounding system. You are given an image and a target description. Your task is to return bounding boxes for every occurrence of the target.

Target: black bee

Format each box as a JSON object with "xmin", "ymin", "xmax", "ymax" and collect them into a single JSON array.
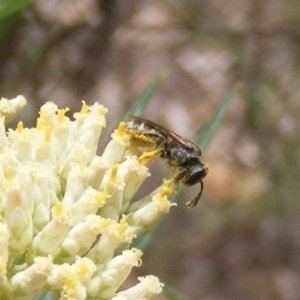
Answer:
[{"xmin": 126, "ymin": 116, "xmax": 208, "ymax": 208}]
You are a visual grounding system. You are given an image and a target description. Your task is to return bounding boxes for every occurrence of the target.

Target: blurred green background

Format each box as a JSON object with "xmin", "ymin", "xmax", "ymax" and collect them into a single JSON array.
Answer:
[{"xmin": 1, "ymin": 0, "xmax": 300, "ymax": 299}]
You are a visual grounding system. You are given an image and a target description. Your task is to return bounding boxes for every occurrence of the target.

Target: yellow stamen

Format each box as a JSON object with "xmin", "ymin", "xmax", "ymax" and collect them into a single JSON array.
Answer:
[
  {"xmin": 53, "ymin": 201, "xmax": 63, "ymax": 217},
  {"xmin": 159, "ymin": 186, "xmax": 171, "ymax": 200},
  {"xmin": 44, "ymin": 126, "xmax": 52, "ymax": 143},
  {"xmin": 80, "ymin": 101, "xmax": 89, "ymax": 114},
  {"xmin": 4, "ymin": 167, "xmax": 13, "ymax": 182},
  {"xmin": 0, "ymin": 258, "xmax": 6, "ymax": 274},
  {"xmin": 36, "ymin": 117, "xmax": 46, "ymax": 131},
  {"xmin": 16, "ymin": 121, "xmax": 23, "ymax": 133},
  {"xmin": 110, "ymin": 164, "xmax": 118, "ymax": 182},
  {"xmin": 96, "ymin": 191, "xmax": 111, "ymax": 204},
  {"xmin": 57, "ymin": 108, "xmax": 70, "ymax": 123},
  {"xmin": 98, "ymin": 106, "xmax": 106, "ymax": 115},
  {"xmin": 65, "ymin": 275, "xmax": 77, "ymax": 289},
  {"xmin": 78, "ymin": 261, "xmax": 88, "ymax": 275},
  {"xmin": 99, "ymin": 218, "xmax": 113, "ymax": 230},
  {"xmin": 117, "ymin": 218, "xmax": 128, "ymax": 236},
  {"xmin": 117, "ymin": 122, "xmax": 126, "ymax": 135}
]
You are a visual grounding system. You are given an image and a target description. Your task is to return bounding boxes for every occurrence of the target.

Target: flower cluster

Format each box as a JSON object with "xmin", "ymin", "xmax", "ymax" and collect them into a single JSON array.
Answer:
[{"xmin": 0, "ymin": 96, "xmax": 176, "ymax": 300}]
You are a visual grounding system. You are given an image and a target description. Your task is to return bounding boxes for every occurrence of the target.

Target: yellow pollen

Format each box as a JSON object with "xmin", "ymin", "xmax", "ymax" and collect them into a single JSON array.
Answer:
[
  {"xmin": 100, "ymin": 218, "xmax": 113, "ymax": 230},
  {"xmin": 159, "ymin": 186, "xmax": 170, "ymax": 199},
  {"xmin": 117, "ymin": 218, "xmax": 128, "ymax": 235},
  {"xmin": 96, "ymin": 191, "xmax": 111, "ymax": 204},
  {"xmin": 36, "ymin": 117, "xmax": 45, "ymax": 131},
  {"xmin": 53, "ymin": 201, "xmax": 63, "ymax": 216},
  {"xmin": 4, "ymin": 167, "xmax": 13, "ymax": 182},
  {"xmin": 80, "ymin": 101, "xmax": 89, "ymax": 114},
  {"xmin": 117, "ymin": 122, "xmax": 126, "ymax": 135},
  {"xmin": 0, "ymin": 258, "xmax": 6, "ymax": 274},
  {"xmin": 65, "ymin": 275, "xmax": 77, "ymax": 289},
  {"xmin": 110, "ymin": 164, "xmax": 118, "ymax": 182},
  {"xmin": 16, "ymin": 121, "xmax": 23, "ymax": 133},
  {"xmin": 57, "ymin": 108, "xmax": 70, "ymax": 123},
  {"xmin": 78, "ymin": 262, "xmax": 88, "ymax": 275},
  {"xmin": 98, "ymin": 106, "xmax": 106, "ymax": 115},
  {"xmin": 44, "ymin": 126, "xmax": 52, "ymax": 143}
]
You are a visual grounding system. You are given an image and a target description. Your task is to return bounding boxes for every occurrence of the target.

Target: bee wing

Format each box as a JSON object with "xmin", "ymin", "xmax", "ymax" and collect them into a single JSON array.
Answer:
[
  {"xmin": 128, "ymin": 115, "xmax": 167, "ymax": 138},
  {"xmin": 129, "ymin": 116, "xmax": 202, "ymax": 154},
  {"xmin": 129, "ymin": 115, "xmax": 166, "ymax": 131},
  {"xmin": 168, "ymin": 130, "xmax": 203, "ymax": 155}
]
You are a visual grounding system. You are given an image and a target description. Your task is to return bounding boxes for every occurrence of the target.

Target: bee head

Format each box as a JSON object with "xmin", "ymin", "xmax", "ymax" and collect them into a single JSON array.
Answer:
[
  {"xmin": 184, "ymin": 162, "xmax": 208, "ymax": 208},
  {"xmin": 183, "ymin": 161, "xmax": 208, "ymax": 186}
]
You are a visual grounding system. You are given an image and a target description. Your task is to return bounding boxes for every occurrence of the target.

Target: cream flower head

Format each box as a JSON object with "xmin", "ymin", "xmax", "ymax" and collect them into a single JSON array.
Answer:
[{"xmin": 0, "ymin": 96, "xmax": 176, "ymax": 300}]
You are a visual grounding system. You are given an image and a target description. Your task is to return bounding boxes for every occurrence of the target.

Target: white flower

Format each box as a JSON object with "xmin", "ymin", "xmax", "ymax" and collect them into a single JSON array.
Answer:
[
  {"xmin": 112, "ymin": 275, "xmax": 164, "ymax": 300},
  {"xmin": 11, "ymin": 255, "xmax": 53, "ymax": 296},
  {"xmin": 0, "ymin": 96, "xmax": 170, "ymax": 300},
  {"xmin": 87, "ymin": 248, "xmax": 142, "ymax": 299},
  {"xmin": 0, "ymin": 95, "xmax": 26, "ymax": 123}
]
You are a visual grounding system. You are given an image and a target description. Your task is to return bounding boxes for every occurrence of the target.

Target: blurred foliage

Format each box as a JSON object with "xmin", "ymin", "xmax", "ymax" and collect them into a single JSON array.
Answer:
[
  {"xmin": 121, "ymin": 72, "xmax": 166, "ymax": 122},
  {"xmin": 0, "ymin": 0, "xmax": 35, "ymax": 43}
]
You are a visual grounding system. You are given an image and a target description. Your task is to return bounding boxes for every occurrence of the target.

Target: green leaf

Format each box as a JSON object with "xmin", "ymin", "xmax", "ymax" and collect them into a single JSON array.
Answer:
[
  {"xmin": 33, "ymin": 290, "xmax": 56, "ymax": 300},
  {"xmin": 131, "ymin": 224, "xmax": 160, "ymax": 250},
  {"xmin": 0, "ymin": 0, "xmax": 37, "ymax": 44},
  {"xmin": 121, "ymin": 73, "xmax": 166, "ymax": 122},
  {"xmin": 13, "ymin": 252, "xmax": 26, "ymax": 265},
  {"xmin": 194, "ymin": 81, "xmax": 243, "ymax": 150},
  {"xmin": 0, "ymin": 15, "xmax": 19, "ymax": 43},
  {"xmin": 163, "ymin": 283, "xmax": 193, "ymax": 300},
  {"xmin": 0, "ymin": 0, "xmax": 36, "ymax": 21}
]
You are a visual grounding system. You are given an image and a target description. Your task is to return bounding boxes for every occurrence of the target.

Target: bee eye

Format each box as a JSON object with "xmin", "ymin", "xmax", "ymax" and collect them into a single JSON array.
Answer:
[{"xmin": 183, "ymin": 163, "xmax": 208, "ymax": 186}]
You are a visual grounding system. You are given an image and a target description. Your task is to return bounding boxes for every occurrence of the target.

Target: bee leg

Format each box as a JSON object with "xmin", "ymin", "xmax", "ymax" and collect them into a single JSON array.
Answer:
[
  {"xmin": 166, "ymin": 168, "xmax": 186, "ymax": 193},
  {"xmin": 138, "ymin": 147, "xmax": 164, "ymax": 162},
  {"xmin": 185, "ymin": 180, "xmax": 204, "ymax": 208},
  {"xmin": 125, "ymin": 129, "xmax": 163, "ymax": 145}
]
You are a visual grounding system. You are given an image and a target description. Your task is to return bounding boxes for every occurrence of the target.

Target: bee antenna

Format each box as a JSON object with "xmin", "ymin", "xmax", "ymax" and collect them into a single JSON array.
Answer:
[{"xmin": 185, "ymin": 180, "xmax": 204, "ymax": 208}]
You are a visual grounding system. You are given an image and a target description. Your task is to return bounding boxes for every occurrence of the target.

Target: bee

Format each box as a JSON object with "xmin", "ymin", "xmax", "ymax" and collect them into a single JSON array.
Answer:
[{"xmin": 126, "ymin": 116, "xmax": 209, "ymax": 208}]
